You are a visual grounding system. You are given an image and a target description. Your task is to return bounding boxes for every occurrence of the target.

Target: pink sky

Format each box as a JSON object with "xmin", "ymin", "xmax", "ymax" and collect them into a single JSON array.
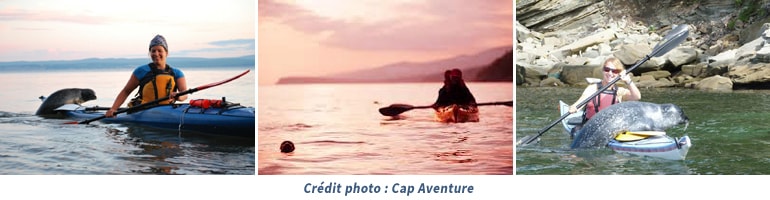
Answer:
[
  {"xmin": 258, "ymin": 0, "xmax": 512, "ymax": 85},
  {"xmin": 0, "ymin": 0, "xmax": 254, "ymax": 62}
]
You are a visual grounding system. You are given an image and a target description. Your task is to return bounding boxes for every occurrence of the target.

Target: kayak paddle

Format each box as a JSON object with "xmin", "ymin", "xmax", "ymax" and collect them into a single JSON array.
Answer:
[
  {"xmin": 378, "ymin": 100, "xmax": 513, "ymax": 116},
  {"xmin": 517, "ymin": 24, "xmax": 690, "ymax": 146},
  {"xmin": 65, "ymin": 69, "xmax": 251, "ymax": 125}
]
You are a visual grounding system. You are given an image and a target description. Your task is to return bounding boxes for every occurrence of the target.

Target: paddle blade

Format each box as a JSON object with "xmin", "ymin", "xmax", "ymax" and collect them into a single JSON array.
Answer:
[
  {"xmin": 516, "ymin": 135, "xmax": 539, "ymax": 146},
  {"xmin": 651, "ymin": 24, "xmax": 689, "ymax": 57},
  {"xmin": 379, "ymin": 104, "xmax": 415, "ymax": 116}
]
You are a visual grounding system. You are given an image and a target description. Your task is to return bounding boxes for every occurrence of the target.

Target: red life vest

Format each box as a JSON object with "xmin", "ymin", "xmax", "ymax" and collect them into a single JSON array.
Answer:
[{"xmin": 584, "ymin": 83, "xmax": 618, "ymax": 120}]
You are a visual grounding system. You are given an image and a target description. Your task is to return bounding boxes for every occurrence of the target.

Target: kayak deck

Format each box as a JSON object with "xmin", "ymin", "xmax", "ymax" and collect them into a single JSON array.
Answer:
[
  {"xmin": 608, "ymin": 135, "xmax": 691, "ymax": 160},
  {"xmin": 65, "ymin": 103, "xmax": 255, "ymax": 138},
  {"xmin": 435, "ymin": 104, "xmax": 479, "ymax": 123}
]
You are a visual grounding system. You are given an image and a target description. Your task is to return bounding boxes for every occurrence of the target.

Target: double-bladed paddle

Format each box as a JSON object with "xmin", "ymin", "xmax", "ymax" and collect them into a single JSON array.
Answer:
[
  {"xmin": 378, "ymin": 100, "xmax": 513, "ymax": 116},
  {"xmin": 65, "ymin": 69, "xmax": 251, "ymax": 125},
  {"xmin": 517, "ymin": 24, "xmax": 690, "ymax": 146}
]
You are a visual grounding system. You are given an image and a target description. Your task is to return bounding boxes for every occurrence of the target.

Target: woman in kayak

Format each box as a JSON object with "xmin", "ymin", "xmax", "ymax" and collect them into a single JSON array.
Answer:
[
  {"xmin": 568, "ymin": 57, "xmax": 641, "ymax": 122},
  {"xmin": 431, "ymin": 68, "xmax": 477, "ymax": 109},
  {"xmin": 105, "ymin": 34, "xmax": 189, "ymax": 118}
]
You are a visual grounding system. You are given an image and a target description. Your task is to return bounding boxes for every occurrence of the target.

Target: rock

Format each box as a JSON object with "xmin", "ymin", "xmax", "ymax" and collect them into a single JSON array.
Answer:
[
  {"xmin": 708, "ymin": 49, "xmax": 737, "ymax": 66},
  {"xmin": 681, "ymin": 63, "xmax": 709, "ymax": 77},
  {"xmin": 516, "ymin": 64, "xmax": 526, "ymax": 85},
  {"xmin": 540, "ymin": 77, "xmax": 566, "ymax": 87},
  {"xmin": 667, "ymin": 47, "xmax": 698, "ymax": 67},
  {"xmin": 556, "ymin": 29, "xmax": 617, "ymax": 56},
  {"xmin": 638, "ymin": 74, "xmax": 656, "ymax": 82},
  {"xmin": 516, "ymin": 1, "xmax": 770, "ymax": 89},
  {"xmin": 695, "ymin": 75, "xmax": 733, "ymax": 91},
  {"xmin": 641, "ymin": 70, "xmax": 672, "ymax": 79},
  {"xmin": 614, "ymin": 43, "xmax": 664, "ymax": 73},
  {"xmin": 636, "ymin": 78, "xmax": 675, "ymax": 88},
  {"xmin": 560, "ymin": 64, "xmax": 600, "ymax": 86},
  {"xmin": 727, "ymin": 63, "xmax": 770, "ymax": 84}
]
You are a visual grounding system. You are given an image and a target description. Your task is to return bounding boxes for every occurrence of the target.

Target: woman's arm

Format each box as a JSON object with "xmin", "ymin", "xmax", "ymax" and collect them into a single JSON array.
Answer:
[
  {"xmin": 171, "ymin": 77, "xmax": 188, "ymax": 102},
  {"xmin": 106, "ymin": 74, "xmax": 140, "ymax": 117},
  {"xmin": 569, "ymin": 85, "xmax": 596, "ymax": 113},
  {"xmin": 621, "ymin": 72, "xmax": 641, "ymax": 101}
]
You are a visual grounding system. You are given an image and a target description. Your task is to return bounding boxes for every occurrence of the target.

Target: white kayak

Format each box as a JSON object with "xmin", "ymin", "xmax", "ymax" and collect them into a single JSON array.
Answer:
[{"xmin": 559, "ymin": 100, "xmax": 692, "ymax": 160}]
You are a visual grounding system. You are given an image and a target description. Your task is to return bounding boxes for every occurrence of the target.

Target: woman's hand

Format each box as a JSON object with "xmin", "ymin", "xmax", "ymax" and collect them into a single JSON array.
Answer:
[
  {"xmin": 620, "ymin": 71, "xmax": 633, "ymax": 84},
  {"xmin": 569, "ymin": 105, "xmax": 578, "ymax": 114},
  {"xmin": 169, "ymin": 91, "xmax": 187, "ymax": 102},
  {"xmin": 169, "ymin": 91, "xmax": 178, "ymax": 102},
  {"xmin": 105, "ymin": 109, "xmax": 117, "ymax": 118}
]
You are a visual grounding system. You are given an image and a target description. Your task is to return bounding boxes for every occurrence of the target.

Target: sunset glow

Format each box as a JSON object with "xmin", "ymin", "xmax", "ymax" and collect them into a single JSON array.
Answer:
[
  {"xmin": 258, "ymin": 0, "xmax": 512, "ymax": 85},
  {"xmin": 0, "ymin": 0, "xmax": 254, "ymax": 62}
]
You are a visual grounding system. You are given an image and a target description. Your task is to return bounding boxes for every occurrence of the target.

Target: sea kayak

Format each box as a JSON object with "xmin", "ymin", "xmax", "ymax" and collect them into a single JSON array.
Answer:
[
  {"xmin": 435, "ymin": 104, "xmax": 479, "ymax": 123},
  {"xmin": 59, "ymin": 102, "xmax": 255, "ymax": 138},
  {"xmin": 559, "ymin": 100, "xmax": 691, "ymax": 160}
]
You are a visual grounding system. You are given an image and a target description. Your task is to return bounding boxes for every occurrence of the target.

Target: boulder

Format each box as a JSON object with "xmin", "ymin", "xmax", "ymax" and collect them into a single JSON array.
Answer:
[{"xmin": 695, "ymin": 75, "xmax": 733, "ymax": 91}]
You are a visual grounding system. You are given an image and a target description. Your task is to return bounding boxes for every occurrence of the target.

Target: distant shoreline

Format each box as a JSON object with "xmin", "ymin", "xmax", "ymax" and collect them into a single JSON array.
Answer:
[{"xmin": 0, "ymin": 55, "xmax": 255, "ymax": 72}]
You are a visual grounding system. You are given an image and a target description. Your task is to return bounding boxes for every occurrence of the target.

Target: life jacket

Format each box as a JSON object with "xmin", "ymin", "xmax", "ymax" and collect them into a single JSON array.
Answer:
[
  {"xmin": 129, "ymin": 64, "xmax": 176, "ymax": 107},
  {"xmin": 583, "ymin": 82, "xmax": 618, "ymax": 121}
]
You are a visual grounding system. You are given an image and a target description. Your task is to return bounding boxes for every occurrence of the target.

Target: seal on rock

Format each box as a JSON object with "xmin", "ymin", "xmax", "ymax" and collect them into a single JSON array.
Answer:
[
  {"xmin": 570, "ymin": 101, "xmax": 689, "ymax": 149},
  {"xmin": 36, "ymin": 88, "xmax": 97, "ymax": 117}
]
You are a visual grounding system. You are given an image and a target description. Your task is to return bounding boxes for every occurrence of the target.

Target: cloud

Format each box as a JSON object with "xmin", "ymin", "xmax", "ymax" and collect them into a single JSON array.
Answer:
[
  {"xmin": 175, "ymin": 38, "xmax": 255, "ymax": 57},
  {"xmin": 209, "ymin": 39, "xmax": 256, "ymax": 47},
  {"xmin": 0, "ymin": 8, "xmax": 110, "ymax": 24},
  {"xmin": 259, "ymin": 0, "xmax": 512, "ymax": 52},
  {"xmin": 258, "ymin": 0, "xmax": 344, "ymax": 33}
]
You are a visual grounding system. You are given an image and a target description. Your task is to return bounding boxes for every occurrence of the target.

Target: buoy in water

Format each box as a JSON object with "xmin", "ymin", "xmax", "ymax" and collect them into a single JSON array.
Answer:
[{"xmin": 280, "ymin": 141, "xmax": 295, "ymax": 153}]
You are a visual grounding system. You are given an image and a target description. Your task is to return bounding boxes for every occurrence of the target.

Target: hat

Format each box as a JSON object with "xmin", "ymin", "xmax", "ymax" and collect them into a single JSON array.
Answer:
[{"xmin": 149, "ymin": 34, "xmax": 168, "ymax": 51}]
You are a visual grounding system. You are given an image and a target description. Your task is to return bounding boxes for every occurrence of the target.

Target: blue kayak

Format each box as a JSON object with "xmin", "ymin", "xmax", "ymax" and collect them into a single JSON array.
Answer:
[{"xmin": 61, "ymin": 103, "xmax": 255, "ymax": 138}]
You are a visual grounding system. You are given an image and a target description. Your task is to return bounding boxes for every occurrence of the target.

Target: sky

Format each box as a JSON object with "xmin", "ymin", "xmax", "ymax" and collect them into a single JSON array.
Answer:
[
  {"xmin": 258, "ymin": 0, "xmax": 513, "ymax": 85},
  {"xmin": 0, "ymin": 0, "xmax": 255, "ymax": 61}
]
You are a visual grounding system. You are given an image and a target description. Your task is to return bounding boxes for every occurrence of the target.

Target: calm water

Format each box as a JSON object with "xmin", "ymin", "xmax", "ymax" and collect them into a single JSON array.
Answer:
[
  {"xmin": 516, "ymin": 86, "xmax": 770, "ymax": 175},
  {"xmin": 0, "ymin": 68, "xmax": 255, "ymax": 174},
  {"xmin": 258, "ymin": 82, "xmax": 513, "ymax": 174}
]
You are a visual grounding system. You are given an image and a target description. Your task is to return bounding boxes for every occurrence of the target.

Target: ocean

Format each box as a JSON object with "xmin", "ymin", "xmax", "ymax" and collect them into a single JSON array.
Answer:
[
  {"xmin": 517, "ymin": 86, "xmax": 770, "ymax": 175},
  {"xmin": 258, "ymin": 82, "xmax": 513, "ymax": 175},
  {"xmin": 0, "ymin": 67, "xmax": 255, "ymax": 175}
]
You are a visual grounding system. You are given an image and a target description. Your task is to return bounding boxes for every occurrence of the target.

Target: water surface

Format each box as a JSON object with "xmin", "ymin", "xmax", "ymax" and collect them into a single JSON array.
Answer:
[
  {"xmin": 258, "ymin": 82, "xmax": 513, "ymax": 175},
  {"xmin": 516, "ymin": 86, "xmax": 770, "ymax": 175},
  {"xmin": 0, "ymin": 68, "xmax": 255, "ymax": 174}
]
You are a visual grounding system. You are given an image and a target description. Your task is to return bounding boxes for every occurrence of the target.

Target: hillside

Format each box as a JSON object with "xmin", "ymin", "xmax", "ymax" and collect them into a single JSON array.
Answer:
[
  {"xmin": 476, "ymin": 50, "xmax": 513, "ymax": 81},
  {"xmin": 276, "ymin": 46, "xmax": 513, "ymax": 84}
]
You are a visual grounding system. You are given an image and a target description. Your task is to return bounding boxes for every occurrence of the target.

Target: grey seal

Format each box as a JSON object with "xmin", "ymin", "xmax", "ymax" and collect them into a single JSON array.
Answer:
[
  {"xmin": 36, "ymin": 88, "xmax": 97, "ymax": 117},
  {"xmin": 570, "ymin": 101, "xmax": 689, "ymax": 149}
]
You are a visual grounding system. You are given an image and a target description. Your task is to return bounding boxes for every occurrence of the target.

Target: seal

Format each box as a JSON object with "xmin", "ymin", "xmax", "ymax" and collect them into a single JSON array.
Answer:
[
  {"xmin": 35, "ymin": 88, "xmax": 97, "ymax": 117},
  {"xmin": 570, "ymin": 101, "xmax": 689, "ymax": 149}
]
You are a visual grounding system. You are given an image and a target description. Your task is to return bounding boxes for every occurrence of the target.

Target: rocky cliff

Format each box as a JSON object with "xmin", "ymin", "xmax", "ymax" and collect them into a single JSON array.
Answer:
[{"xmin": 517, "ymin": 0, "xmax": 770, "ymax": 91}]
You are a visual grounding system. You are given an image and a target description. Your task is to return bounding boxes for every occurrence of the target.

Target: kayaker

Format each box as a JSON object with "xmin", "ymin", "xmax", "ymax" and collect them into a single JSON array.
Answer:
[
  {"xmin": 568, "ymin": 57, "xmax": 641, "ymax": 122},
  {"xmin": 105, "ymin": 34, "xmax": 189, "ymax": 118},
  {"xmin": 431, "ymin": 68, "xmax": 477, "ymax": 110}
]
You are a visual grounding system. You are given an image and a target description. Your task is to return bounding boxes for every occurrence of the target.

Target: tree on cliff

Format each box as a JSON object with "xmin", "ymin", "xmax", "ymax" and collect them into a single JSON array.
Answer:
[{"xmin": 475, "ymin": 50, "xmax": 513, "ymax": 82}]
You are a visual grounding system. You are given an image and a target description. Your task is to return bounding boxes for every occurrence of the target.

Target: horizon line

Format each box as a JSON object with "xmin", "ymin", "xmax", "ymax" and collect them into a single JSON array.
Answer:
[{"xmin": 0, "ymin": 54, "xmax": 256, "ymax": 63}]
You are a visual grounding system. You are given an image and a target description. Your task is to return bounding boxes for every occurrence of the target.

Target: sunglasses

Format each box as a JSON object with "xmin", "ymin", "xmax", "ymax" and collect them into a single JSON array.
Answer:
[{"xmin": 603, "ymin": 67, "xmax": 622, "ymax": 74}]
